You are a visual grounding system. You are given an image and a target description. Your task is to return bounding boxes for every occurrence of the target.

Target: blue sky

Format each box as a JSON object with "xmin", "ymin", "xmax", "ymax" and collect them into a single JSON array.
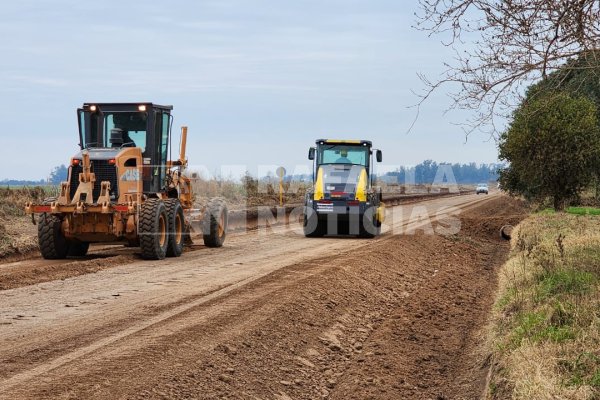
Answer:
[{"xmin": 0, "ymin": 0, "xmax": 499, "ymax": 181}]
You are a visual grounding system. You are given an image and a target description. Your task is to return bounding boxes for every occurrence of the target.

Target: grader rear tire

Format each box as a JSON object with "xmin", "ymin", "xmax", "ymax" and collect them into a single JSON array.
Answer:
[
  {"xmin": 68, "ymin": 241, "xmax": 89, "ymax": 257},
  {"xmin": 38, "ymin": 214, "xmax": 69, "ymax": 259},
  {"xmin": 139, "ymin": 199, "xmax": 169, "ymax": 260},
  {"xmin": 165, "ymin": 199, "xmax": 186, "ymax": 257},
  {"xmin": 203, "ymin": 197, "xmax": 228, "ymax": 248}
]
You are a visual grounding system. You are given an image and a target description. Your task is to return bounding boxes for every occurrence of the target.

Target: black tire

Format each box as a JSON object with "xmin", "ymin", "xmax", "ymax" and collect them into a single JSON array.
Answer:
[
  {"xmin": 303, "ymin": 208, "xmax": 326, "ymax": 237},
  {"xmin": 164, "ymin": 199, "xmax": 186, "ymax": 257},
  {"xmin": 139, "ymin": 199, "xmax": 169, "ymax": 260},
  {"xmin": 203, "ymin": 197, "xmax": 228, "ymax": 248},
  {"xmin": 38, "ymin": 214, "xmax": 69, "ymax": 259},
  {"xmin": 125, "ymin": 239, "xmax": 139, "ymax": 247},
  {"xmin": 359, "ymin": 208, "xmax": 381, "ymax": 238},
  {"xmin": 68, "ymin": 241, "xmax": 89, "ymax": 257}
]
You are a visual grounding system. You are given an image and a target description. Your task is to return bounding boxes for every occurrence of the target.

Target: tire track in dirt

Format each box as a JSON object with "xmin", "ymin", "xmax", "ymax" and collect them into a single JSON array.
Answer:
[
  {"xmin": 0, "ymin": 194, "xmax": 501, "ymax": 399},
  {"xmin": 0, "ymin": 192, "xmax": 487, "ymax": 291}
]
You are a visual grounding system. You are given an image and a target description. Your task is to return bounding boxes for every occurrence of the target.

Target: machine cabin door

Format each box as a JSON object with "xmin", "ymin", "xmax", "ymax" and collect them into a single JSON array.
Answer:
[{"xmin": 143, "ymin": 110, "xmax": 171, "ymax": 194}]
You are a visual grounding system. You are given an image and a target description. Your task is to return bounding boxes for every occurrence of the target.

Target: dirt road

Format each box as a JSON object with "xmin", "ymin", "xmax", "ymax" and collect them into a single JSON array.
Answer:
[{"xmin": 0, "ymin": 194, "xmax": 525, "ymax": 399}]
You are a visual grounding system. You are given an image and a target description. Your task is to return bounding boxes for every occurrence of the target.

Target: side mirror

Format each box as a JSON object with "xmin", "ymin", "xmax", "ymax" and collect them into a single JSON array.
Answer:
[
  {"xmin": 308, "ymin": 147, "xmax": 315, "ymax": 160},
  {"xmin": 376, "ymin": 149, "xmax": 383, "ymax": 163}
]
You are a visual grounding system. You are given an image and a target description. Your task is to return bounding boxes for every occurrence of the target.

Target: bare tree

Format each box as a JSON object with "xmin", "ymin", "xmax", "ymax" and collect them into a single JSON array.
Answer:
[{"xmin": 415, "ymin": 0, "xmax": 600, "ymax": 134}]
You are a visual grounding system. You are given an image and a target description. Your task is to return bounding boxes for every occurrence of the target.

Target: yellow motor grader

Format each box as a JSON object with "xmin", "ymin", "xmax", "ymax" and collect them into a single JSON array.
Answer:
[{"xmin": 25, "ymin": 102, "xmax": 228, "ymax": 260}]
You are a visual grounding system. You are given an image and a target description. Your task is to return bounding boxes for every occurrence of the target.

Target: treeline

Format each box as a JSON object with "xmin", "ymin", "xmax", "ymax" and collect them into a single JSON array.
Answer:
[
  {"xmin": 383, "ymin": 160, "xmax": 501, "ymax": 184},
  {"xmin": 0, "ymin": 179, "xmax": 47, "ymax": 187},
  {"xmin": 1, "ymin": 164, "xmax": 68, "ymax": 187}
]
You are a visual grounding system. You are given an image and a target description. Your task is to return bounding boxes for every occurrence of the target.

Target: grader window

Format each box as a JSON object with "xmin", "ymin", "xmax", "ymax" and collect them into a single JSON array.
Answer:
[
  {"xmin": 108, "ymin": 113, "xmax": 147, "ymax": 150},
  {"xmin": 80, "ymin": 110, "xmax": 148, "ymax": 150}
]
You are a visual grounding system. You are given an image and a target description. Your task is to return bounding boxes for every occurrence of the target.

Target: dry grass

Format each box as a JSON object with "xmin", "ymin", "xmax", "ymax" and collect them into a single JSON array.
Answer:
[
  {"xmin": 0, "ymin": 187, "xmax": 51, "ymax": 258},
  {"xmin": 189, "ymin": 174, "xmax": 309, "ymax": 208},
  {"xmin": 488, "ymin": 214, "xmax": 600, "ymax": 399}
]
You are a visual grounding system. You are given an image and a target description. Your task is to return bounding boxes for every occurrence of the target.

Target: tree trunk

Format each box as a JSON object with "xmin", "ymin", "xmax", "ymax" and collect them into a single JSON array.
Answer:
[{"xmin": 554, "ymin": 195, "xmax": 565, "ymax": 212}]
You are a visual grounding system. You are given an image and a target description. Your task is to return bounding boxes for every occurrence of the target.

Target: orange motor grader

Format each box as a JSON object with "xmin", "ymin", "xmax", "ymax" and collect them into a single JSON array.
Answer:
[{"xmin": 25, "ymin": 102, "xmax": 228, "ymax": 260}]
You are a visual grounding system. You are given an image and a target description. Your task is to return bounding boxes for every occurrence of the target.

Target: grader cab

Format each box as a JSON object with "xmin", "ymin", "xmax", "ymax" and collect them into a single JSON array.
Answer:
[{"xmin": 26, "ymin": 103, "xmax": 228, "ymax": 260}]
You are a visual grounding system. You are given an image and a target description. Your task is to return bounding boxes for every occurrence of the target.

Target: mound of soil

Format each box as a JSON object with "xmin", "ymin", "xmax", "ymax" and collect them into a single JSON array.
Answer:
[{"xmin": 0, "ymin": 217, "xmax": 37, "ymax": 259}]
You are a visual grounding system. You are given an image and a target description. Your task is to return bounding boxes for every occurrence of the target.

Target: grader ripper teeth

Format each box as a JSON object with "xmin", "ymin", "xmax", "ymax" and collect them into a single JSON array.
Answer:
[{"xmin": 25, "ymin": 102, "xmax": 228, "ymax": 260}]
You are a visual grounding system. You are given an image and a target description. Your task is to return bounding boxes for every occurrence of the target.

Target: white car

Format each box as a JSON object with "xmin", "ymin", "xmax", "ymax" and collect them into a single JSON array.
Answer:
[{"xmin": 476, "ymin": 183, "xmax": 489, "ymax": 195}]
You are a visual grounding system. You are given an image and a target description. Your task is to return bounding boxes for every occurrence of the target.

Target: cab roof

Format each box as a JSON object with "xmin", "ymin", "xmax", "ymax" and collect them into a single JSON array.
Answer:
[
  {"xmin": 82, "ymin": 102, "xmax": 173, "ymax": 112},
  {"xmin": 315, "ymin": 139, "xmax": 372, "ymax": 146}
]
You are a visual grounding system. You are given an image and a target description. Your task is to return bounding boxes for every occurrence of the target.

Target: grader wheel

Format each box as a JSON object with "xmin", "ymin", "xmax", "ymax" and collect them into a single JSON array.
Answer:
[
  {"xmin": 164, "ymin": 199, "xmax": 187, "ymax": 257},
  {"xmin": 38, "ymin": 214, "xmax": 69, "ymax": 259},
  {"xmin": 68, "ymin": 241, "xmax": 90, "ymax": 257},
  {"xmin": 139, "ymin": 199, "xmax": 169, "ymax": 260},
  {"xmin": 203, "ymin": 197, "xmax": 228, "ymax": 248}
]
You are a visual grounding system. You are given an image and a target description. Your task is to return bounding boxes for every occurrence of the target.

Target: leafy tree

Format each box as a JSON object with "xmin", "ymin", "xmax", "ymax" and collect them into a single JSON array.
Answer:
[
  {"xmin": 498, "ymin": 92, "xmax": 600, "ymax": 210},
  {"xmin": 525, "ymin": 54, "xmax": 600, "ymax": 199},
  {"xmin": 415, "ymin": 160, "xmax": 438, "ymax": 184},
  {"xmin": 49, "ymin": 165, "xmax": 68, "ymax": 185},
  {"xmin": 527, "ymin": 52, "xmax": 600, "ymax": 122}
]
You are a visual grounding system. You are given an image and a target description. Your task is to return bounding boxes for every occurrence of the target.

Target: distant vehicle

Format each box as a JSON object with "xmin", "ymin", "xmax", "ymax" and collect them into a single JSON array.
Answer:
[{"xmin": 476, "ymin": 183, "xmax": 489, "ymax": 195}]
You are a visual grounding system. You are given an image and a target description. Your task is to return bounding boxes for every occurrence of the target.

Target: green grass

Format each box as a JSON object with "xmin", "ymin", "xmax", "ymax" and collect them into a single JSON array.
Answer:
[
  {"xmin": 566, "ymin": 206, "xmax": 600, "ymax": 215},
  {"xmin": 510, "ymin": 310, "xmax": 576, "ymax": 347},
  {"xmin": 563, "ymin": 353, "xmax": 600, "ymax": 388},
  {"xmin": 591, "ymin": 369, "xmax": 600, "ymax": 387},
  {"xmin": 496, "ymin": 286, "xmax": 518, "ymax": 309},
  {"xmin": 535, "ymin": 207, "xmax": 600, "ymax": 215},
  {"xmin": 535, "ymin": 269, "xmax": 596, "ymax": 300}
]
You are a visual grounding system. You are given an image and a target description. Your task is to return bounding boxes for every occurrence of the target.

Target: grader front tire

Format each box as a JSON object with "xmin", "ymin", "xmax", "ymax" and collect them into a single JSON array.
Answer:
[
  {"xmin": 203, "ymin": 198, "xmax": 228, "ymax": 248},
  {"xmin": 38, "ymin": 214, "xmax": 69, "ymax": 259},
  {"xmin": 139, "ymin": 199, "xmax": 169, "ymax": 260},
  {"xmin": 165, "ymin": 199, "xmax": 186, "ymax": 257}
]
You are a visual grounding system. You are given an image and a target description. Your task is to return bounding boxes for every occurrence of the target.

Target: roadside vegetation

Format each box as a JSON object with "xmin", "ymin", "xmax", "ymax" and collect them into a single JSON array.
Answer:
[
  {"xmin": 190, "ymin": 173, "xmax": 309, "ymax": 208},
  {"xmin": 488, "ymin": 213, "xmax": 600, "ymax": 399},
  {"xmin": 0, "ymin": 187, "xmax": 50, "ymax": 257},
  {"xmin": 498, "ymin": 53, "xmax": 600, "ymax": 211}
]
